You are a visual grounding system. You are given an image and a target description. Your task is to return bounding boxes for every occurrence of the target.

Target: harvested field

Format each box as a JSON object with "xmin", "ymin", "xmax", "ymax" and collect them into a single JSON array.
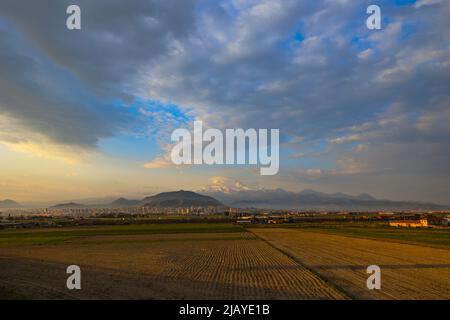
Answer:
[
  {"xmin": 252, "ymin": 228, "xmax": 450, "ymax": 300},
  {"xmin": 0, "ymin": 229, "xmax": 345, "ymax": 300}
]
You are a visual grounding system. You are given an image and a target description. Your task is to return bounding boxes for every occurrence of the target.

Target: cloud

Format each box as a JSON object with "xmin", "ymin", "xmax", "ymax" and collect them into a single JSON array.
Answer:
[
  {"xmin": 142, "ymin": 0, "xmax": 450, "ymax": 141},
  {"xmin": 143, "ymin": 152, "xmax": 173, "ymax": 169},
  {"xmin": 414, "ymin": 0, "xmax": 443, "ymax": 8},
  {"xmin": 1, "ymin": 0, "xmax": 449, "ymax": 202},
  {"xmin": 140, "ymin": 0, "xmax": 450, "ymax": 201},
  {"xmin": 201, "ymin": 176, "xmax": 253, "ymax": 193},
  {"xmin": 0, "ymin": 0, "xmax": 197, "ymax": 159},
  {"xmin": 0, "ymin": 115, "xmax": 89, "ymax": 163}
]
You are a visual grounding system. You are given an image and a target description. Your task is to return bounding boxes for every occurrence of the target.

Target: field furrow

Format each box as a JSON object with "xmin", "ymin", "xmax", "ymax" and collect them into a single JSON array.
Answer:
[
  {"xmin": 0, "ymin": 231, "xmax": 345, "ymax": 300},
  {"xmin": 252, "ymin": 228, "xmax": 450, "ymax": 300}
]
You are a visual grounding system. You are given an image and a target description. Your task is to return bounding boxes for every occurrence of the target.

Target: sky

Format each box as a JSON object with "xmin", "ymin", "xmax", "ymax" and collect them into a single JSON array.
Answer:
[{"xmin": 0, "ymin": 0, "xmax": 449, "ymax": 205}]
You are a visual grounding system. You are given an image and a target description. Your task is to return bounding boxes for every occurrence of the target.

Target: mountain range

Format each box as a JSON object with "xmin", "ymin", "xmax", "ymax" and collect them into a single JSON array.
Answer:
[
  {"xmin": 4, "ymin": 189, "xmax": 450, "ymax": 210},
  {"xmin": 203, "ymin": 188, "xmax": 450, "ymax": 211},
  {"xmin": 49, "ymin": 190, "xmax": 224, "ymax": 209}
]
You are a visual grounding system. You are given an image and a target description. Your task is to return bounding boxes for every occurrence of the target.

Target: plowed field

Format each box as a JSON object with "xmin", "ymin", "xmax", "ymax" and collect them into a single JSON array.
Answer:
[
  {"xmin": 0, "ymin": 230, "xmax": 345, "ymax": 299},
  {"xmin": 252, "ymin": 228, "xmax": 450, "ymax": 299}
]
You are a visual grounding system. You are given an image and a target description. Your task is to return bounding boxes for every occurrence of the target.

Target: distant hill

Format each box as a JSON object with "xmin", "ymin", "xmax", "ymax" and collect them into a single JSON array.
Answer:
[
  {"xmin": 109, "ymin": 198, "xmax": 140, "ymax": 207},
  {"xmin": 204, "ymin": 188, "xmax": 450, "ymax": 211},
  {"xmin": 46, "ymin": 192, "xmax": 223, "ymax": 209},
  {"xmin": 140, "ymin": 190, "xmax": 223, "ymax": 208},
  {"xmin": 0, "ymin": 199, "xmax": 22, "ymax": 208},
  {"xmin": 45, "ymin": 188, "xmax": 447, "ymax": 211},
  {"xmin": 50, "ymin": 202, "xmax": 86, "ymax": 209}
]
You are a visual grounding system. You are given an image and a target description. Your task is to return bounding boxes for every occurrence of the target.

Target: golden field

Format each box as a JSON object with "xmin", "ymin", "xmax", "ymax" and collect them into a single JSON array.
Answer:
[
  {"xmin": 1, "ymin": 222, "xmax": 449, "ymax": 299},
  {"xmin": 252, "ymin": 228, "xmax": 450, "ymax": 299},
  {"xmin": 0, "ymin": 229, "xmax": 344, "ymax": 299}
]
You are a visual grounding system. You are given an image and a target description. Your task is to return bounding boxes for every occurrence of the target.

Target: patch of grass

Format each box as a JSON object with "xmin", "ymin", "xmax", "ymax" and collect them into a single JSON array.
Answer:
[
  {"xmin": 74, "ymin": 236, "xmax": 257, "ymax": 246},
  {"xmin": 0, "ymin": 223, "xmax": 243, "ymax": 246}
]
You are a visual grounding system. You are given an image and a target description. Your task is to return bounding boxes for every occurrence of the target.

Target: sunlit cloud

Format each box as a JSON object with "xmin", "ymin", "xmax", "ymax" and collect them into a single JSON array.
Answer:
[{"xmin": 0, "ymin": 115, "xmax": 90, "ymax": 163}]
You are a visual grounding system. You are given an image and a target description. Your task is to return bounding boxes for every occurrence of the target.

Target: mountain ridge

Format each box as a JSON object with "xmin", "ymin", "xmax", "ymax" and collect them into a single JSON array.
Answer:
[
  {"xmin": 50, "ymin": 202, "xmax": 86, "ymax": 209},
  {"xmin": 0, "ymin": 199, "xmax": 22, "ymax": 208},
  {"xmin": 203, "ymin": 188, "xmax": 450, "ymax": 210},
  {"xmin": 140, "ymin": 190, "xmax": 223, "ymax": 208},
  {"xmin": 33, "ymin": 189, "xmax": 450, "ymax": 211},
  {"xmin": 49, "ymin": 191, "xmax": 223, "ymax": 209}
]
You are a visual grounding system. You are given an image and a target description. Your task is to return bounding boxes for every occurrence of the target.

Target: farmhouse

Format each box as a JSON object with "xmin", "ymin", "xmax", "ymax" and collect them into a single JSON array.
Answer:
[
  {"xmin": 389, "ymin": 217, "xmax": 428, "ymax": 228},
  {"xmin": 389, "ymin": 216, "xmax": 449, "ymax": 228}
]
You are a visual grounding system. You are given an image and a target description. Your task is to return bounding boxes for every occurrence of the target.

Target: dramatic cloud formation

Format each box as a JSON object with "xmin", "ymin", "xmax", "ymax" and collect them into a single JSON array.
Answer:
[
  {"xmin": 0, "ymin": 0, "xmax": 197, "ymax": 159},
  {"xmin": 141, "ymin": 0, "xmax": 450, "ymax": 202},
  {"xmin": 0, "ymin": 0, "xmax": 449, "ymax": 203}
]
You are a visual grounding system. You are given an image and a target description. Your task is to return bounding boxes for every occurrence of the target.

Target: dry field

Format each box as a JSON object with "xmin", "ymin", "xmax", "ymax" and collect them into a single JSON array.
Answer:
[
  {"xmin": 252, "ymin": 228, "xmax": 450, "ymax": 300},
  {"xmin": 0, "ymin": 231, "xmax": 345, "ymax": 300}
]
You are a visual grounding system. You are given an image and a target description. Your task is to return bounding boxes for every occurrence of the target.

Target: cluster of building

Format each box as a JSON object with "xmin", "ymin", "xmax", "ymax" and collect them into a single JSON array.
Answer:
[
  {"xmin": 2, "ymin": 206, "xmax": 226, "ymax": 217},
  {"xmin": 2, "ymin": 206, "xmax": 449, "ymax": 229},
  {"xmin": 232, "ymin": 211, "xmax": 450, "ymax": 227},
  {"xmin": 389, "ymin": 215, "xmax": 450, "ymax": 228}
]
